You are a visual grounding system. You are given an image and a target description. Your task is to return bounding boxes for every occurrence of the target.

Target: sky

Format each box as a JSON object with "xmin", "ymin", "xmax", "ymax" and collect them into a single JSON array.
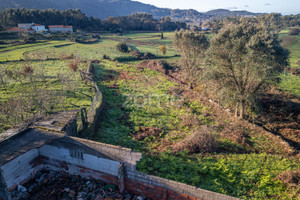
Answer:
[{"xmin": 133, "ymin": 0, "xmax": 300, "ymax": 15}]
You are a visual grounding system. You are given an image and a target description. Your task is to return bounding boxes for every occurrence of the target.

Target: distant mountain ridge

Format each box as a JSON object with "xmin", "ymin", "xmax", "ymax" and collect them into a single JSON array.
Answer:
[{"xmin": 0, "ymin": 0, "xmax": 263, "ymax": 22}]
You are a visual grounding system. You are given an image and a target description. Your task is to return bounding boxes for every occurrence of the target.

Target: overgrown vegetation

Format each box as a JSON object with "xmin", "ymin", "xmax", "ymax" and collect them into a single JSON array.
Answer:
[{"xmin": 0, "ymin": 20, "xmax": 299, "ymax": 200}]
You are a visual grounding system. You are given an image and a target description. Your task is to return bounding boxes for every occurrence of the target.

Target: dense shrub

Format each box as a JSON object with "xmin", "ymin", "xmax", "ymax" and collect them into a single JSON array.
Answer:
[{"xmin": 116, "ymin": 42, "xmax": 129, "ymax": 53}]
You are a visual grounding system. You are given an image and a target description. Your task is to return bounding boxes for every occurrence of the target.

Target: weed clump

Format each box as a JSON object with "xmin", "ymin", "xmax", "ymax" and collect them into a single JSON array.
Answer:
[{"xmin": 68, "ymin": 59, "xmax": 79, "ymax": 72}]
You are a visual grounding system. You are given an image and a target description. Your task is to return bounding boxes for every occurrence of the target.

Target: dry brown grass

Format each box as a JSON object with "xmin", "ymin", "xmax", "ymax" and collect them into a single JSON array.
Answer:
[
  {"xmin": 68, "ymin": 59, "xmax": 79, "ymax": 72},
  {"xmin": 277, "ymin": 170, "xmax": 300, "ymax": 188}
]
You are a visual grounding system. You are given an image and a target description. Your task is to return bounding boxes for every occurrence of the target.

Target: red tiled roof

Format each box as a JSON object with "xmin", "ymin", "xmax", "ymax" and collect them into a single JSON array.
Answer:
[
  {"xmin": 49, "ymin": 25, "xmax": 73, "ymax": 28},
  {"xmin": 6, "ymin": 27, "xmax": 35, "ymax": 32}
]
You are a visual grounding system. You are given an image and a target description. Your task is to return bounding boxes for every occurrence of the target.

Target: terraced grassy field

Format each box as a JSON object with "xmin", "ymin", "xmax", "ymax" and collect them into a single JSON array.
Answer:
[{"xmin": 0, "ymin": 32, "xmax": 299, "ymax": 199}]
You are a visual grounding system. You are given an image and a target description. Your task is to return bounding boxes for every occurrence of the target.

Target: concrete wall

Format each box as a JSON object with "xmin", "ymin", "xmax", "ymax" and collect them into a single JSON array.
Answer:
[
  {"xmin": 18, "ymin": 24, "xmax": 32, "ymax": 29},
  {"xmin": 32, "ymin": 26, "xmax": 46, "ymax": 32},
  {"xmin": 0, "ymin": 149, "xmax": 40, "ymax": 190},
  {"xmin": 0, "ymin": 169, "xmax": 9, "ymax": 200},
  {"xmin": 39, "ymin": 145, "xmax": 120, "ymax": 176}
]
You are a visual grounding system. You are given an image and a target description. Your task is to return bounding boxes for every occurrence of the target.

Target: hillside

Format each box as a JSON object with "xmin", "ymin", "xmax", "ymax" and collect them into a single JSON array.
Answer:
[{"xmin": 0, "ymin": 0, "xmax": 261, "ymax": 22}]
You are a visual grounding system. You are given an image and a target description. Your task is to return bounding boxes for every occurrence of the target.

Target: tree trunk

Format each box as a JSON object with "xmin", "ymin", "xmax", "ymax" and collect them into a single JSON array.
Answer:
[
  {"xmin": 188, "ymin": 82, "xmax": 193, "ymax": 90},
  {"xmin": 240, "ymin": 99, "xmax": 245, "ymax": 119},
  {"xmin": 235, "ymin": 103, "xmax": 239, "ymax": 118}
]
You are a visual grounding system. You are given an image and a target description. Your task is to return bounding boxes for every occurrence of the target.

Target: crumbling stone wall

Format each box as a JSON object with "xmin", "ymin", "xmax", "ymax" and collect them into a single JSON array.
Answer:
[{"xmin": 86, "ymin": 92, "xmax": 104, "ymax": 136}]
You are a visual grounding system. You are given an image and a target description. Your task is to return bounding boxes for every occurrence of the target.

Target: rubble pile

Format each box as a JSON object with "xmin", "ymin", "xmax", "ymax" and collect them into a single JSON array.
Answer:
[{"xmin": 10, "ymin": 170, "xmax": 147, "ymax": 200}]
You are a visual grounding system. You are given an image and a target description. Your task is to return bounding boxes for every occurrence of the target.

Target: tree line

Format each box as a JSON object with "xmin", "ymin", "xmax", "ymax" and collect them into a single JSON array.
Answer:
[
  {"xmin": 205, "ymin": 13, "xmax": 300, "ymax": 33},
  {"xmin": 0, "ymin": 8, "xmax": 186, "ymax": 32}
]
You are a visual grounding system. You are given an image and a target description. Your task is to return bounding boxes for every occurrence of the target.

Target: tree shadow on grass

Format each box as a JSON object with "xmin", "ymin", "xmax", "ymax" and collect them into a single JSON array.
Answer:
[
  {"xmin": 114, "ymin": 54, "xmax": 180, "ymax": 63},
  {"xmin": 53, "ymin": 43, "xmax": 74, "ymax": 48}
]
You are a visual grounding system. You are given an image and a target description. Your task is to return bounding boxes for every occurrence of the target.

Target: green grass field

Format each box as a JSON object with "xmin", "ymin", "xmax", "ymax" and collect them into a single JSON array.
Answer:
[
  {"xmin": 278, "ymin": 30, "xmax": 300, "ymax": 97},
  {"xmin": 280, "ymin": 30, "xmax": 300, "ymax": 69},
  {"xmin": 0, "ymin": 32, "xmax": 299, "ymax": 199}
]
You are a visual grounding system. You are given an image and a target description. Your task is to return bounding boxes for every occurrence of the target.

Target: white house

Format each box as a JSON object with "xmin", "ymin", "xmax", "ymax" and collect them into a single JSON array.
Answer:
[
  {"xmin": 31, "ymin": 24, "xmax": 46, "ymax": 33},
  {"xmin": 48, "ymin": 25, "xmax": 73, "ymax": 33},
  {"xmin": 7, "ymin": 23, "xmax": 47, "ymax": 34}
]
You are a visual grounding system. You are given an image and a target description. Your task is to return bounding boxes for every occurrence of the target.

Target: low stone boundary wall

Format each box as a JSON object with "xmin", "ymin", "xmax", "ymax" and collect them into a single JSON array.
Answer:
[{"xmin": 125, "ymin": 168, "xmax": 241, "ymax": 200}]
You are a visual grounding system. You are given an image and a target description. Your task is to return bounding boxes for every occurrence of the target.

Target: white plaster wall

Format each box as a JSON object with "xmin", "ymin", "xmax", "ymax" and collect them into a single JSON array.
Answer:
[
  {"xmin": 39, "ymin": 145, "xmax": 120, "ymax": 176},
  {"xmin": 32, "ymin": 26, "xmax": 46, "ymax": 32},
  {"xmin": 0, "ymin": 149, "xmax": 39, "ymax": 188}
]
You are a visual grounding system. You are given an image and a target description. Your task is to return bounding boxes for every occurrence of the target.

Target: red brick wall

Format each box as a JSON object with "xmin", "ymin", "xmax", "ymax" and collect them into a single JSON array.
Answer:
[{"xmin": 125, "ymin": 178, "xmax": 202, "ymax": 200}]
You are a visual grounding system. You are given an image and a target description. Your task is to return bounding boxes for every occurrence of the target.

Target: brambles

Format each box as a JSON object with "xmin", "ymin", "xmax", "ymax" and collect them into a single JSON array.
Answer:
[
  {"xmin": 174, "ymin": 126, "xmax": 217, "ymax": 153},
  {"xmin": 116, "ymin": 42, "xmax": 129, "ymax": 53}
]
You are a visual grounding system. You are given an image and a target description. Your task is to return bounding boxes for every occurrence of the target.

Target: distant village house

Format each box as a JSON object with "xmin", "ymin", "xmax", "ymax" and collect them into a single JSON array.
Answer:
[
  {"xmin": 48, "ymin": 25, "xmax": 73, "ymax": 33},
  {"xmin": 5, "ymin": 23, "xmax": 73, "ymax": 34},
  {"xmin": 6, "ymin": 23, "xmax": 36, "ymax": 33},
  {"xmin": 31, "ymin": 24, "xmax": 46, "ymax": 32}
]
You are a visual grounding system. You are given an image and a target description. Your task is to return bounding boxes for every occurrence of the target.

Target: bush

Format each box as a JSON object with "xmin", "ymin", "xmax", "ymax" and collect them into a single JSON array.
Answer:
[
  {"xmin": 68, "ymin": 59, "xmax": 79, "ymax": 72},
  {"xmin": 289, "ymin": 28, "xmax": 300, "ymax": 35},
  {"xmin": 116, "ymin": 42, "xmax": 129, "ymax": 53},
  {"xmin": 103, "ymin": 54, "xmax": 110, "ymax": 60}
]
